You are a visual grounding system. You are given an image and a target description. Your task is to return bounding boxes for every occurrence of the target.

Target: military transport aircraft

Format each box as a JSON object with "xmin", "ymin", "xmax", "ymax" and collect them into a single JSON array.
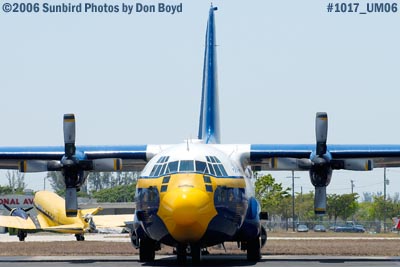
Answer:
[
  {"xmin": 0, "ymin": 191, "xmax": 132, "ymax": 241},
  {"xmin": 0, "ymin": 4, "xmax": 400, "ymax": 263}
]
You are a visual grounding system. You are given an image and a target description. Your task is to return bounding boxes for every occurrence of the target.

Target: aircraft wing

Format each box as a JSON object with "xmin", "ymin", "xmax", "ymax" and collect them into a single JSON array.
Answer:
[
  {"xmin": 248, "ymin": 144, "xmax": 400, "ymax": 171},
  {"xmin": 0, "ymin": 145, "xmax": 161, "ymax": 172},
  {"xmin": 92, "ymin": 214, "xmax": 133, "ymax": 228},
  {"xmin": 0, "ymin": 215, "xmax": 37, "ymax": 230}
]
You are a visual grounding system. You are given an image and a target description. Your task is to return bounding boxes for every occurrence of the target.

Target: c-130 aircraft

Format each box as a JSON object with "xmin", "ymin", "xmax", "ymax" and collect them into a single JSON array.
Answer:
[{"xmin": 0, "ymin": 5, "xmax": 400, "ymax": 263}]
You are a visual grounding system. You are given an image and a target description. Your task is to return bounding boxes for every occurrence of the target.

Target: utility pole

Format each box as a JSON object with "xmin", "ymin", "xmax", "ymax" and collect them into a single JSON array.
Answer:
[
  {"xmin": 351, "ymin": 180, "xmax": 355, "ymax": 221},
  {"xmin": 286, "ymin": 171, "xmax": 300, "ymax": 232},
  {"xmin": 350, "ymin": 180, "xmax": 355, "ymax": 194},
  {"xmin": 384, "ymin": 168, "xmax": 389, "ymax": 233}
]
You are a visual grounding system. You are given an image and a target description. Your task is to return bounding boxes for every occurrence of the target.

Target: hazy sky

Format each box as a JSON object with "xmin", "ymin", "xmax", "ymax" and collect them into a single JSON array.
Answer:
[{"xmin": 1, "ymin": 1, "xmax": 400, "ymax": 198}]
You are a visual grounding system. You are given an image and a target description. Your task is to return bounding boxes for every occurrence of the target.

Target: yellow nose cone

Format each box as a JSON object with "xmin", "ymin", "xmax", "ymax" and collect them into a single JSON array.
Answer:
[{"xmin": 158, "ymin": 187, "xmax": 216, "ymax": 243}]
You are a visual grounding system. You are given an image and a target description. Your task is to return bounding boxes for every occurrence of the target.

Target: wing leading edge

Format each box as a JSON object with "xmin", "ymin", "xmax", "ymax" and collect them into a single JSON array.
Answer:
[
  {"xmin": 0, "ymin": 145, "xmax": 159, "ymax": 171},
  {"xmin": 249, "ymin": 144, "xmax": 400, "ymax": 170}
]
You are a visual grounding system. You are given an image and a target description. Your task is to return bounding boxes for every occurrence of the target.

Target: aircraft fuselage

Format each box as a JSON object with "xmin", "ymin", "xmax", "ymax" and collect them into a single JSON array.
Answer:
[{"xmin": 134, "ymin": 143, "xmax": 261, "ymax": 248}]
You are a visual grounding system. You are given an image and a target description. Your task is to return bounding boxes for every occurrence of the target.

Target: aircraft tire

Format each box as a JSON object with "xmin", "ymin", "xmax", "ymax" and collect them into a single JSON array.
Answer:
[
  {"xmin": 246, "ymin": 236, "xmax": 261, "ymax": 261},
  {"xmin": 17, "ymin": 230, "xmax": 27, "ymax": 242},
  {"xmin": 75, "ymin": 234, "xmax": 85, "ymax": 241},
  {"xmin": 190, "ymin": 244, "xmax": 201, "ymax": 264},
  {"xmin": 139, "ymin": 237, "xmax": 155, "ymax": 262},
  {"xmin": 176, "ymin": 244, "xmax": 187, "ymax": 264}
]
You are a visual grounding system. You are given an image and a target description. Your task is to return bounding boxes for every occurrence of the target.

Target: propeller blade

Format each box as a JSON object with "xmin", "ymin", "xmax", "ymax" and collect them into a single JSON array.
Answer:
[
  {"xmin": 270, "ymin": 157, "xmax": 312, "ymax": 170},
  {"xmin": 47, "ymin": 161, "xmax": 63, "ymax": 171},
  {"xmin": 92, "ymin": 158, "xmax": 123, "ymax": 171},
  {"xmin": 19, "ymin": 160, "xmax": 49, "ymax": 172},
  {"xmin": 315, "ymin": 112, "xmax": 328, "ymax": 156},
  {"xmin": 331, "ymin": 159, "xmax": 374, "ymax": 171},
  {"xmin": 65, "ymin": 187, "xmax": 78, "ymax": 217},
  {"xmin": 63, "ymin": 114, "xmax": 76, "ymax": 158},
  {"xmin": 314, "ymin": 186, "xmax": 327, "ymax": 215},
  {"xmin": 20, "ymin": 160, "xmax": 65, "ymax": 172},
  {"xmin": 3, "ymin": 204, "xmax": 12, "ymax": 212}
]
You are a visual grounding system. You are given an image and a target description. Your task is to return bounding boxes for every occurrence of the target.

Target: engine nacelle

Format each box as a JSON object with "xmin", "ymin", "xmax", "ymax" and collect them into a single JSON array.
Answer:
[{"xmin": 309, "ymin": 167, "xmax": 332, "ymax": 187}]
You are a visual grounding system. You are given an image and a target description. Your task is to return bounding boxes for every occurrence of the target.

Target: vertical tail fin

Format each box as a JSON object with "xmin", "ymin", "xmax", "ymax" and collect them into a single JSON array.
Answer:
[{"xmin": 198, "ymin": 5, "xmax": 220, "ymax": 144}]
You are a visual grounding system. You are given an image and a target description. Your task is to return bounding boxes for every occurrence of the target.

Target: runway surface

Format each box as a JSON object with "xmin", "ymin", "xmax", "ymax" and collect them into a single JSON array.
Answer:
[
  {"xmin": 0, "ymin": 255, "xmax": 399, "ymax": 267},
  {"xmin": 1, "ymin": 233, "xmax": 399, "ymax": 266},
  {"xmin": 1, "ymin": 232, "xmax": 399, "ymax": 242}
]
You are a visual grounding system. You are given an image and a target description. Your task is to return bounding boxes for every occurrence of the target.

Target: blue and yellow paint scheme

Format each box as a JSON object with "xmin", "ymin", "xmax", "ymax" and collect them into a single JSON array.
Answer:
[{"xmin": 131, "ymin": 143, "xmax": 265, "ymax": 261}]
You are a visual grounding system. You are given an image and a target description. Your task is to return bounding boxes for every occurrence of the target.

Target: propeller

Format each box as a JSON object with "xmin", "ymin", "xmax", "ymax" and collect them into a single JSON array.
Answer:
[
  {"xmin": 3, "ymin": 204, "xmax": 33, "ymax": 219},
  {"xmin": 311, "ymin": 112, "xmax": 373, "ymax": 215},
  {"xmin": 310, "ymin": 112, "xmax": 331, "ymax": 215},
  {"xmin": 3, "ymin": 204, "xmax": 32, "ymax": 213},
  {"xmin": 19, "ymin": 114, "xmax": 123, "ymax": 217},
  {"xmin": 270, "ymin": 112, "xmax": 373, "ymax": 215}
]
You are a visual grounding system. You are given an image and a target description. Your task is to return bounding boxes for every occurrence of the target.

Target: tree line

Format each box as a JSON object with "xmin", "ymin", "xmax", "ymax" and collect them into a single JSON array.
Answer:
[{"xmin": 255, "ymin": 174, "xmax": 400, "ymax": 228}]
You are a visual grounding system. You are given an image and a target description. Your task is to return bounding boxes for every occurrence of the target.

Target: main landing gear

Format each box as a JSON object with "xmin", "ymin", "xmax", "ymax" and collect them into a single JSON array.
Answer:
[
  {"xmin": 17, "ymin": 230, "xmax": 27, "ymax": 242},
  {"xmin": 175, "ymin": 243, "xmax": 204, "ymax": 264},
  {"xmin": 139, "ymin": 236, "xmax": 156, "ymax": 262},
  {"xmin": 75, "ymin": 233, "xmax": 85, "ymax": 241}
]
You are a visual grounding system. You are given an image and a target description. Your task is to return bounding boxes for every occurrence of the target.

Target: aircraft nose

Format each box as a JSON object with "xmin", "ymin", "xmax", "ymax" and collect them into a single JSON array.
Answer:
[{"xmin": 158, "ymin": 187, "xmax": 216, "ymax": 243}]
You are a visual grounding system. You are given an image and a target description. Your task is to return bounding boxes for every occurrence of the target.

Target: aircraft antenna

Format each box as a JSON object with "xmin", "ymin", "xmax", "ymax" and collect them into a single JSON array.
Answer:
[{"xmin": 186, "ymin": 138, "xmax": 190, "ymax": 151}]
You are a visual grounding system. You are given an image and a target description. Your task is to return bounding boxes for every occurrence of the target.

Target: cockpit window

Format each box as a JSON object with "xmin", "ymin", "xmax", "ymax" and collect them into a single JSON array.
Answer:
[
  {"xmin": 166, "ymin": 161, "xmax": 179, "ymax": 174},
  {"xmin": 143, "ymin": 156, "xmax": 229, "ymax": 178},
  {"xmin": 213, "ymin": 164, "xmax": 222, "ymax": 176},
  {"xmin": 206, "ymin": 156, "xmax": 228, "ymax": 178},
  {"xmin": 195, "ymin": 161, "xmax": 207, "ymax": 173},
  {"xmin": 179, "ymin": 160, "xmax": 194, "ymax": 172},
  {"xmin": 157, "ymin": 156, "xmax": 169, "ymax": 163},
  {"xmin": 154, "ymin": 164, "xmax": 163, "ymax": 177}
]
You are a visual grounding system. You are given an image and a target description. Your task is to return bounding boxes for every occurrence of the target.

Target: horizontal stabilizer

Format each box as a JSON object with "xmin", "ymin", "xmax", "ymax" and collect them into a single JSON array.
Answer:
[
  {"xmin": 92, "ymin": 214, "xmax": 133, "ymax": 228},
  {"xmin": 81, "ymin": 207, "xmax": 103, "ymax": 217}
]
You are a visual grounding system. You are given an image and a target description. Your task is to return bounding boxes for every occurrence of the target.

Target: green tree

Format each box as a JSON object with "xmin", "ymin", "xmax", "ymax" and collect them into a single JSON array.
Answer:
[
  {"xmin": 371, "ymin": 195, "xmax": 400, "ymax": 222},
  {"xmin": 47, "ymin": 172, "xmax": 66, "ymax": 195},
  {"xmin": 354, "ymin": 201, "xmax": 374, "ymax": 222},
  {"xmin": 255, "ymin": 174, "xmax": 291, "ymax": 217},
  {"xmin": 0, "ymin": 185, "xmax": 14, "ymax": 195},
  {"xmin": 92, "ymin": 183, "xmax": 136, "ymax": 202},
  {"xmin": 295, "ymin": 192, "xmax": 316, "ymax": 222},
  {"xmin": 327, "ymin": 193, "xmax": 359, "ymax": 223},
  {"xmin": 6, "ymin": 170, "xmax": 26, "ymax": 193}
]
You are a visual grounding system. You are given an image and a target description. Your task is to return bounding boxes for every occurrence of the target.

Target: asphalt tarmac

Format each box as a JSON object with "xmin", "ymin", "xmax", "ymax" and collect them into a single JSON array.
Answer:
[
  {"xmin": 1, "ymin": 233, "xmax": 399, "ymax": 266},
  {"xmin": 0, "ymin": 255, "xmax": 399, "ymax": 267}
]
